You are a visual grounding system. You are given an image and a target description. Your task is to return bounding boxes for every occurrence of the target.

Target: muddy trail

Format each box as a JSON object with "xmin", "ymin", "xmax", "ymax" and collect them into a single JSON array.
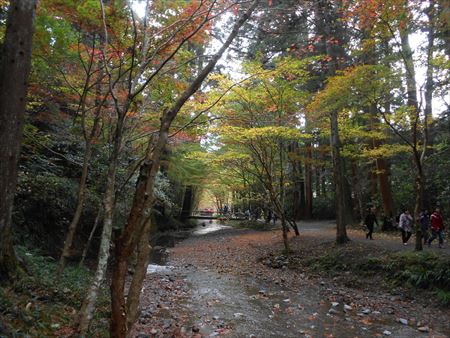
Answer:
[{"xmin": 131, "ymin": 220, "xmax": 450, "ymax": 338}]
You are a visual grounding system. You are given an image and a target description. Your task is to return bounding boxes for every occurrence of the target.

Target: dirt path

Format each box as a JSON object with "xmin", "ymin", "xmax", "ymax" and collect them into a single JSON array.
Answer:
[{"xmin": 131, "ymin": 221, "xmax": 450, "ymax": 338}]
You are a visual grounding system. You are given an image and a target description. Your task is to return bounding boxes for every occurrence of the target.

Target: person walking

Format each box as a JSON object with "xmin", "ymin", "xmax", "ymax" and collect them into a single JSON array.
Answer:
[
  {"xmin": 364, "ymin": 207, "xmax": 378, "ymax": 240},
  {"xmin": 419, "ymin": 209, "xmax": 430, "ymax": 245},
  {"xmin": 399, "ymin": 208, "xmax": 413, "ymax": 245},
  {"xmin": 428, "ymin": 207, "xmax": 445, "ymax": 248}
]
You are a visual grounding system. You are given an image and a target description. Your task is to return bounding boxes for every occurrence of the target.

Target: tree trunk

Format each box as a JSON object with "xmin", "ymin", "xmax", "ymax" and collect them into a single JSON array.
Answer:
[
  {"xmin": 125, "ymin": 218, "xmax": 152, "ymax": 327},
  {"xmin": 109, "ymin": 3, "xmax": 260, "ymax": 336},
  {"xmin": 0, "ymin": 0, "xmax": 37, "ymax": 283},
  {"xmin": 58, "ymin": 60, "xmax": 104, "ymax": 275},
  {"xmin": 79, "ymin": 206, "xmax": 103, "ymax": 267},
  {"xmin": 58, "ymin": 142, "xmax": 94, "ymax": 275},
  {"xmin": 376, "ymin": 157, "xmax": 393, "ymax": 217},
  {"xmin": 304, "ymin": 139, "xmax": 313, "ymax": 219},
  {"xmin": 400, "ymin": 25, "xmax": 423, "ymax": 251},
  {"xmin": 180, "ymin": 185, "xmax": 193, "ymax": 220},
  {"xmin": 78, "ymin": 117, "xmax": 123, "ymax": 335},
  {"xmin": 330, "ymin": 110, "xmax": 349, "ymax": 244}
]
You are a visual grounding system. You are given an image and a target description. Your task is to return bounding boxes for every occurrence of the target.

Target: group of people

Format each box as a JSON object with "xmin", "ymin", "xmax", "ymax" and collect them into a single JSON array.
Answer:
[{"xmin": 364, "ymin": 207, "xmax": 445, "ymax": 248}]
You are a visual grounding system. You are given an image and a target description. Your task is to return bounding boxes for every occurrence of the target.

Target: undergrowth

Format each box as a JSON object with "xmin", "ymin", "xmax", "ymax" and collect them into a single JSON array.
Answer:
[
  {"xmin": 287, "ymin": 243, "xmax": 450, "ymax": 307},
  {"xmin": 0, "ymin": 246, "xmax": 110, "ymax": 337}
]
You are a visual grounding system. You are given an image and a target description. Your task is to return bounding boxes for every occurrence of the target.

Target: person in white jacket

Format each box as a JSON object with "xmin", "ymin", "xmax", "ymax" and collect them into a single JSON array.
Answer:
[{"xmin": 399, "ymin": 208, "xmax": 413, "ymax": 245}]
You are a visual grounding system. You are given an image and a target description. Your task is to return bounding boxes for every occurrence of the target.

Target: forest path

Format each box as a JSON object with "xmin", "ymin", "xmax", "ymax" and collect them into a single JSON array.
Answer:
[
  {"xmin": 290, "ymin": 219, "xmax": 450, "ymax": 255},
  {"xmin": 131, "ymin": 220, "xmax": 450, "ymax": 338}
]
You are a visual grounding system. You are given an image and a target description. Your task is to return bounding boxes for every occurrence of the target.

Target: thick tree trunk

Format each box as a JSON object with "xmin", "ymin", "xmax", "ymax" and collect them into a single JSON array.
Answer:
[
  {"xmin": 376, "ymin": 158, "xmax": 393, "ymax": 217},
  {"xmin": 180, "ymin": 185, "xmax": 193, "ymax": 220},
  {"xmin": 0, "ymin": 0, "xmax": 37, "ymax": 283},
  {"xmin": 351, "ymin": 161, "xmax": 364, "ymax": 221},
  {"xmin": 125, "ymin": 218, "xmax": 152, "ymax": 327},
  {"xmin": 109, "ymin": 3, "xmax": 260, "ymax": 336},
  {"xmin": 330, "ymin": 110, "xmax": 349, "ymax": 244}
]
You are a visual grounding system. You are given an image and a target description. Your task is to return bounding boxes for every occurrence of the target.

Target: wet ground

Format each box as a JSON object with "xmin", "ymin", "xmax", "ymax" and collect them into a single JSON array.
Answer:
[{"xmin": 132, "ymin": 220, "xmax": 450, "ymax": 338}]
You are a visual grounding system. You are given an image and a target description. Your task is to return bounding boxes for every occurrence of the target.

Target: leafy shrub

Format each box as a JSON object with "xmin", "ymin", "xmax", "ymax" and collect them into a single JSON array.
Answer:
[{"xmin": 13, "ymin": 174, "xmax": 100, "ymax": 255}]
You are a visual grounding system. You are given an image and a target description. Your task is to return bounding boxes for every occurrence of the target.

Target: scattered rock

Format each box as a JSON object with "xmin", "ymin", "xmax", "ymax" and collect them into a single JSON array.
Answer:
[
  {"xmin": 383, "ymin": 330, "xmax": 392, "ymax": 336},
  {"xmin": 417, "ymin": 326, "xmax": 429, "ymax": 333},
  {"xmin": 331, "ymin": 302, "xmax": 339, "ymax": 307},
  {"xmin": 398, "ymin": 318, "xmax": 408, "ymax": 325},
  {"xmin": 328, "ymin": 308, "xmax": 339, "ymax": 315},
  {"xmin": 135, "ymin": 334, "xmax": 150, "ymax": 338},
  {"xmin": 192, "ymin": 325, "xmax": 200, "ymax": 333},
  {"xmin": 234, "ymin": 312, "xmax": 244, "ymax": 318},
  {"xmin": 362, "ymin": 308, "xmax": 371, "ymax": 314},
  {"xmin": 344, "ymin": 304, "xmax": 352, "ymax": 311}
]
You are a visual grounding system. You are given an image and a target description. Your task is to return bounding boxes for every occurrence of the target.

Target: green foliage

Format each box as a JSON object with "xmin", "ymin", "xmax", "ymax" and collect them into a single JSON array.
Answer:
[
  {"xmin": 0, "ymin": 246, "xmax": 109, "ymax": 337},
  {"xmin": 436, "ymin": 289, "xmax": 450, "ymax": 307},
  {"xmin": 386, "ymin": 251, "xmax": 450, "ymax": 291}
]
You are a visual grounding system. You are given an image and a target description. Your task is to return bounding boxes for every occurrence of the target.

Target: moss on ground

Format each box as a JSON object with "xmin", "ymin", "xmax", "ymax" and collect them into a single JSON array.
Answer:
[{"xmin": 0, "ymin": 246, "xmax": 110, "ymax": 337}]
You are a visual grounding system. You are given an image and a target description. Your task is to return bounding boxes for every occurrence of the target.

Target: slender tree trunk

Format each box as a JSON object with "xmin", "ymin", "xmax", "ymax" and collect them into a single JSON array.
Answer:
[
  {"xmin": 58, "ymin": 61, "xmax": 104, "ymax": 275},
  {"xmin": 79, "ymin": 207, "xmax": 103, "ymax": 267},
  {"xmin": 376, "ymin": 158, "xmax": 393, "ymax": 217},
  {"xmin": 58, "ymin": 142, "xmax": 94, "ymax": 275},
  {"xmin": 400, "ymin": 26, "xmax": 423, "ymax": 251},
  {"xmin": 423, "ymin": 0, "xmax": 434, "ymax": 206},
  {"xmin": 304, "ymin": 139, "xmax": 313, "ymax": 219},
  {"xmin": 0, "ymin": 0, "xmax": 37, "ymax": 283},
  {"xmin": 78, "ymin": 117, "xmax": 123, "ymax": 335}
]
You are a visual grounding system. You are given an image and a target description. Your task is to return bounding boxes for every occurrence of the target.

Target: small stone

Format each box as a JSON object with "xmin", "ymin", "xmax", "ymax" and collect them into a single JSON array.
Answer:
[
  {"xmin": 398, "ymin": 318, "xmax": 408, "ymax": 325},
  {"xmin": 344, "ymin": 304, "xmax": 352, "ymax": 311},
  {"xmin": 320, "ymin": 281, "xmax": 325, "ymax": 285},
  {"xmin": 383, "ymin": 330, "xmax": 392, "ymax": 336},
  {"xmin": 328, "ymin": 308, "xmax": 339, "ymax": 315},
  {"xmin": 258, "ymin": 290, "xmax": 266, "ymax": 295},
  {"xmin": 50, "ymin": 324, "xmax": 60, "ymax": 329},
  {"xmin": 150, "ymin": 329, "xmax": 158, "ymax": 335},
  {"xmin": 417, "ymin": 326, "xmax": 429, "ymax": 333},
  {"xmin": 234, "ymin": 312, "xmax": 244, "ymax": 318},
  {"xmin": 283, "ymin": 298, "xmax": 290, "ymax": 303},
  {"xmin": 372, "ymin": 311, "xmax": 381, "ymax": 315},
  {"xmin": 192, "ymin": 325, "xmax": 200, "ymax": 333},
  {"xmin": 331, "ymin": 302, "xmax": 339, "ymax": 307},
  {"xmin": 212, "ymin": 315, "xmax": 219, "ymax": 320},
  {"xmin": 362, "ymin": 309, "xmax": 371, "ymax": 314}
]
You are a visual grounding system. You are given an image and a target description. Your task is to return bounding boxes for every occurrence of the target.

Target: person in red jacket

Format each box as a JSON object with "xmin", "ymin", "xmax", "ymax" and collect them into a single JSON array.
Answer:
[{"xmin": 428, "ymin": 207, "xmax": 445, "ymax": 248}]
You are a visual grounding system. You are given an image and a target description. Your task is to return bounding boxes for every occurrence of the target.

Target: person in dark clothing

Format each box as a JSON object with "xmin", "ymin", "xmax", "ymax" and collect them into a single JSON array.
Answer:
[
  {"xmin": 419, "ymin": 209, "xmax": 430, "ymax": 245},
  {"xmin": 364, "ymin": 207, "xmax": 378, "ymax": 240}
]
